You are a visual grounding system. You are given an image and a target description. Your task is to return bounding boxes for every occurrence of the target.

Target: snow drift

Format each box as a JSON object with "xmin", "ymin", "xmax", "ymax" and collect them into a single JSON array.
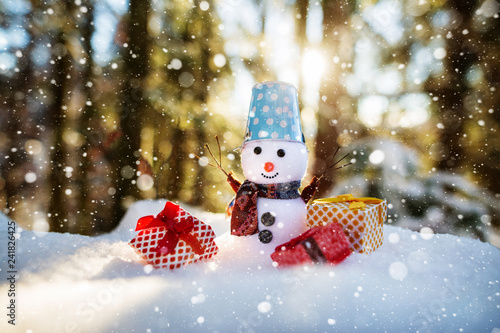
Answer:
[{"xmin": 1, "ymin": 199, "xmax": 499, "ymax": 332}]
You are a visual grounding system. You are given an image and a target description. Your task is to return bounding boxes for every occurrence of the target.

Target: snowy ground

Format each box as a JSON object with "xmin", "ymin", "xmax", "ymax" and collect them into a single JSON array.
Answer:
[{"xmin": 1, "ymin": 199, "xmax": 500, "ymax": 333}]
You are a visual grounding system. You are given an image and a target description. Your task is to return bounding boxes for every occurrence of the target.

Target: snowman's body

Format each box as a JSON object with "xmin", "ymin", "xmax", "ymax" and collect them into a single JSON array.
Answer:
[
  {"xmin": 240, "ymin": 140, "xmax": 309, "ymax": 256},
  {"xmin": 254, "ymin": 197, "xmax": 307, "ymax": 254}
]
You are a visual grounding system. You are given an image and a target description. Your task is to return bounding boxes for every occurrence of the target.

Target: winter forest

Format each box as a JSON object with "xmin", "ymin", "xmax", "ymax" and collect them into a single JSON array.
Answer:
[
  {"xmin": 1, "ymin": 0, "xmax": 499, "ymax": 243},
  {"xmin": 2, "ymin": 0, "xmax": 500, "ymax": 332}
]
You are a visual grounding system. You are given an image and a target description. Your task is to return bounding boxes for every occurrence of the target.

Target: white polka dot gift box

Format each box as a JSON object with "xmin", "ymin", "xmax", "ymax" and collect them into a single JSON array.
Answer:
[
  {"xmin": 129, "ymin": 201, "xmax": 219, "ymax": 270},
  {"xmin": 306, "ymin": 194, "xmax": 387, "ymax": 254}
]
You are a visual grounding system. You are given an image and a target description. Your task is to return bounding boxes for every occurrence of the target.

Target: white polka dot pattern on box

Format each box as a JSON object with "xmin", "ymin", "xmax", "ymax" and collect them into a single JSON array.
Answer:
[{"xmin": 243, "ymin": 82, "xmax": 304, "ymax": 144}]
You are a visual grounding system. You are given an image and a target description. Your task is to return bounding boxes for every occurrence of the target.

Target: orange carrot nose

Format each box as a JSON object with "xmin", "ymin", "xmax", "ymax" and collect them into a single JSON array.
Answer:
[{"xmin": 264, "ymin": 162, "xmax": 274, "ymax": 172}]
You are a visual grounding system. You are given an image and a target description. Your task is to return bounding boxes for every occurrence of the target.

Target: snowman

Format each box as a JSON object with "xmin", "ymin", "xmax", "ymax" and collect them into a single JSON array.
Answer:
[{"xmin": 226, "ymin": 81, "xmax": 320, "ymax": 258}]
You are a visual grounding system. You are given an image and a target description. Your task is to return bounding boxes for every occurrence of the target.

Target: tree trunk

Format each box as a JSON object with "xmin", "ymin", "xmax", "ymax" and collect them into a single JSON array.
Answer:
[
  {"xmin": 295, "ymin": 0, "xmax": 308, "ymax": 98},
  {"xmin": 78, "ymin": 1, "xmax": 97, "ymax": 235},
  {"xmin": 430, "ymin": 0, "xmax": 478, "ymax": 172},
  {"xmin": 112, "ymin": 0, "xmax": 151, "ymax": 229},
  {"xmin": 312, "ymin": 0, "xmax": 354, "ymax": 197},
  {"xmin": 48, "ymin": 32, "xmax": 72, "ymax": 233},
  {"xmin": 191, "ymin": 115, "xmax": 207, "ymax": 207},
  {"xmin": 0, "ymin": 7, "xmax": 38, "ymax": 224},
  {"xmin": 166, "ymin": 124, "xmax": 185, "ymax": 200}
]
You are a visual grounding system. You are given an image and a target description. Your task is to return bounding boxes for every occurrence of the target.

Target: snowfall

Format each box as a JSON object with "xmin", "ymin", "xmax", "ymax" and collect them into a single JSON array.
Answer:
[{"xmin": 1, "ymin": 199, "xmax": 499, "ymax": 333}]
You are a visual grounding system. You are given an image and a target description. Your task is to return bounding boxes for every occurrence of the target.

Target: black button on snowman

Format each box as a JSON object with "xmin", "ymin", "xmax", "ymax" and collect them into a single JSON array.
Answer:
[
  {"xmin": 261, "ymin": 212, "xmax": 276, "ymax": 226},
  {"xmin": 231, "ymin": 81, "xmax": 313, "ymax": 256},
  {"xmin": 259, "ymin": 212, "xmax": 276, "ymax": 243}
]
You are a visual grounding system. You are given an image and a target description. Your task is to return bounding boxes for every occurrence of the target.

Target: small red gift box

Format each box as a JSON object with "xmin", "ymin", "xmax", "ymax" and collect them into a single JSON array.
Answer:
[
  {"xmin": 129, "ymin": 201, "xmax": 219, "ymax": 270},
  {"xmin": 271, "ymin": 222, "xmax": 352, "ymax": 268}
]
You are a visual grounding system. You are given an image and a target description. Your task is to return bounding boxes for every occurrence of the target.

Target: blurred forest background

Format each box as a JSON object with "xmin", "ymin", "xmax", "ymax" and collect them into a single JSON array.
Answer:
[{"xmin": 1, "ymin": 0, "xmax": 499, "ymax": 244}]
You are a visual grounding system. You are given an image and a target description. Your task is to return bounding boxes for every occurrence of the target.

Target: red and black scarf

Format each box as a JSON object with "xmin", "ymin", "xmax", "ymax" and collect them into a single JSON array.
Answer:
[{"xmin": 230, "ymin": 180, "xmax": 301, "ymax": 236}]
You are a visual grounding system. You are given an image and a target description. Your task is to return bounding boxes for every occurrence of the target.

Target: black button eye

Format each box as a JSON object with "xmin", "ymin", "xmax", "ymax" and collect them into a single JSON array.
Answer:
[
  {"xmin": 254, "ymin": 146, "xmax": 262, "ymax": 155},
  {"xmin": 277, "ymin": 149, "xmax": 285, "ymax": 157}
]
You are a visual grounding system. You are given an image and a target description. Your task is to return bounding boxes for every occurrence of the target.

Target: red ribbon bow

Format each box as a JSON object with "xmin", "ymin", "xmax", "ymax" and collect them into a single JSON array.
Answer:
[{"xmin": 135, "ymin": 201, "xmax": 205, "ymax": 255}]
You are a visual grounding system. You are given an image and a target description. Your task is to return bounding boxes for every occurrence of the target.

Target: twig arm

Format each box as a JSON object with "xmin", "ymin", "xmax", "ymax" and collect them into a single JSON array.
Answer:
[
  {"xmin": 301, "ymin": 176, "xmax": 321, "ymax": 204},
  {"xmin": 193, "ymin": 135, "xmax": 230, "ymax": 177}
]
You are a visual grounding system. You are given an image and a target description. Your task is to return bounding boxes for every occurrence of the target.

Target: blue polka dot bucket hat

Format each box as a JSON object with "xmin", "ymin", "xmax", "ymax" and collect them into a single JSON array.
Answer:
[{"xmin": 243, "ymin": 81, "xmax": 305, "ymax": 146}]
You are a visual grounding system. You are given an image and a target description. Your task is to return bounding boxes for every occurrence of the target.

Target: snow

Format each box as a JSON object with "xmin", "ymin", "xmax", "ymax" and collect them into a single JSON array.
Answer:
[{"xmin": 1, "ymin": 200, "xmax": 500, "ymax": 332}]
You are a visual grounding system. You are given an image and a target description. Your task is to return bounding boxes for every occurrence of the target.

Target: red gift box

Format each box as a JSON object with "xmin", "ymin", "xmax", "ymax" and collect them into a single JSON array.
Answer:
[
  {"xmin": 129, "ymin": 201, "xmax": 219, "ymax": 270},
  {"xmin": 271, "ymin": 222, "xmax": 352, "ymax": 267}
]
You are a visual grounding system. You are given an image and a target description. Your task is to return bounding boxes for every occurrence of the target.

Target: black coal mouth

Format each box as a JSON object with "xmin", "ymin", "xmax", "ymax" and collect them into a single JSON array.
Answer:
[{"xmin": 261, "ymin": 172, "xmax": 279, "ymax": 179}]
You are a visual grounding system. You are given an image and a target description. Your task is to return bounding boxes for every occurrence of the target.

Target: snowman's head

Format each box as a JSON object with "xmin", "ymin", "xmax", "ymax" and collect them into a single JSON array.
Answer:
[{"xmin": 240, "ymin": 140, "xmax": 308, "ymax": 184}]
